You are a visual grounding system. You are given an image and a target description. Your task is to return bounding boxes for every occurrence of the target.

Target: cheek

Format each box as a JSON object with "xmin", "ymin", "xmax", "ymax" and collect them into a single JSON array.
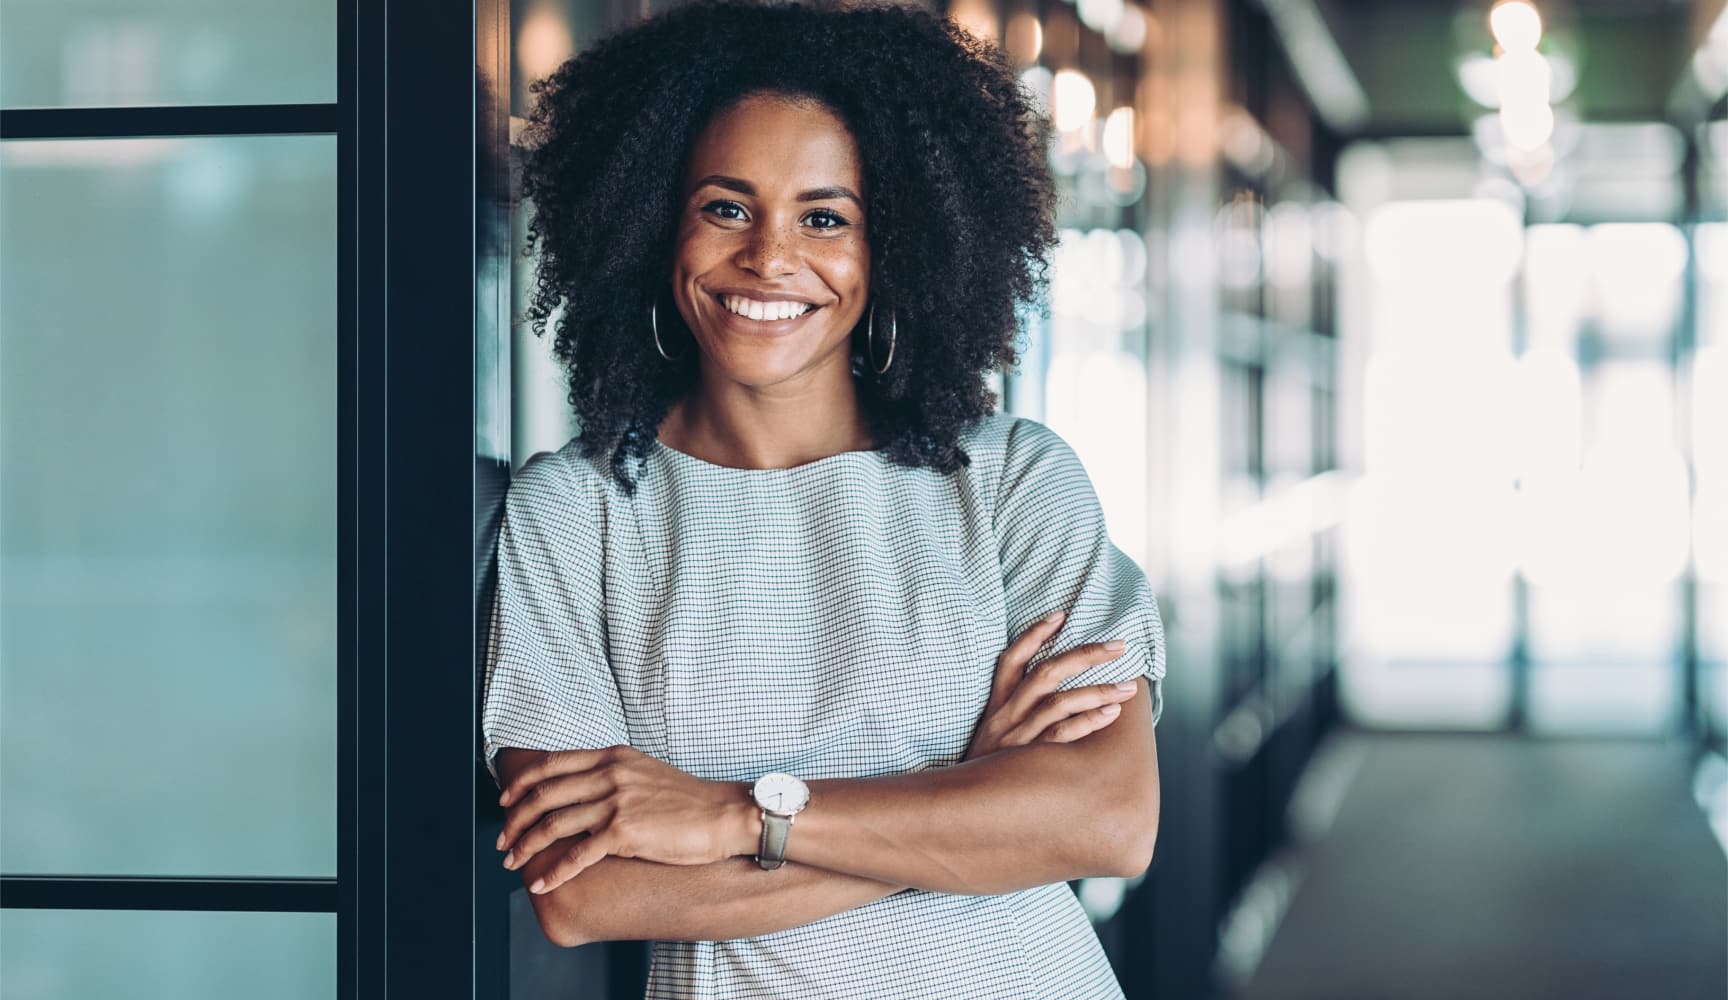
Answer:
[
  {"xmin": 673, "ymin": 226, "xmax": 725, "ymax": 276},
  {"xmin": 813, "ymin": 242, "xmax": 870, "ymax": 299}
]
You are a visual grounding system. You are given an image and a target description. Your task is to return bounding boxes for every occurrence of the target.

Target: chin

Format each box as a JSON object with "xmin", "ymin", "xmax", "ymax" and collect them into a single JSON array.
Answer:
[
  {"xmin": 699, "ymin": 340, "xmax": 837, "ymax": 387},
  {"xmin": 712, "ymin": 359, "xmax": 819, "ymax": 388}
]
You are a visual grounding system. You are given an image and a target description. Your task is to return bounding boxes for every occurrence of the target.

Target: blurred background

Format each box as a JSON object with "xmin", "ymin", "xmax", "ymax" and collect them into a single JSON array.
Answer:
[{"xmin": 2, "ymin": 0, "xmax": 1723, "ymax": 997}]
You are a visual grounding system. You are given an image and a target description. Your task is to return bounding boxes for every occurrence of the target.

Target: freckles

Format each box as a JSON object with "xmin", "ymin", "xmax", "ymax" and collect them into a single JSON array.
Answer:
[{"xmin": 815, "ymin": 246, "xmax": 868, "ymax": 283}]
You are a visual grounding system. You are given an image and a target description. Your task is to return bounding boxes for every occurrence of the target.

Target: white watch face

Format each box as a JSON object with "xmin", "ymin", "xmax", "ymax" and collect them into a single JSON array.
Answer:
[{"xmin": 753, "ymin": 772, "xmax": 809, "ymax": 815}]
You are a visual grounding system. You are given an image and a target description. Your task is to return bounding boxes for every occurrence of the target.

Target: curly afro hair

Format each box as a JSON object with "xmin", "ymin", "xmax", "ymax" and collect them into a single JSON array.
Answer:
[{"xmin": 517, "ymin": 0, "xmax": 1058, "ymax": 493}]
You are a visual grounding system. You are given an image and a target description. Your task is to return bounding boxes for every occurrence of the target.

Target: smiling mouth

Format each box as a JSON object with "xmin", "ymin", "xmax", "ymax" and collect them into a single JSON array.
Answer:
[{"xmin": 715, "ymin": 293, "xmax": 821, "ymax": 323}]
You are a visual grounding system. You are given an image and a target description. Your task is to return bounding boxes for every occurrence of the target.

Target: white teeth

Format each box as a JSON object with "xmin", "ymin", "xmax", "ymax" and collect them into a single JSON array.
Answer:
[{"xmin": 723, "ymin": 295, "xmax": 812, "ymax": 321}]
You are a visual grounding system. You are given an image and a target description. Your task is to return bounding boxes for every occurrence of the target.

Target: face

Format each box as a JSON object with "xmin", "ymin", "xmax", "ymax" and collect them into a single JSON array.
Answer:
[{"xmin": 670, "ymin": 93, "xmax": 870, "ymax": 389}]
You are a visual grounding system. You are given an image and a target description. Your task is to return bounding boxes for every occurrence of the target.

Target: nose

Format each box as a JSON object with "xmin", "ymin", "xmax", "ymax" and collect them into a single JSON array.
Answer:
[{"xmin": 735, "ymin": 218, "xmax": 798, "ymax": 278}]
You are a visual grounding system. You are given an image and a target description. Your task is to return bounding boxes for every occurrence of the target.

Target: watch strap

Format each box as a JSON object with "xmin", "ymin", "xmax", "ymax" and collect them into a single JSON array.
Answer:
[{"xmin": 757, "ymin": 812, "xmax": 793, "ymax": 870}]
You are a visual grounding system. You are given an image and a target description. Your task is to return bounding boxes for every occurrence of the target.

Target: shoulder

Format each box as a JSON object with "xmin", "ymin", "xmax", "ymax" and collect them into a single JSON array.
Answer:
[
  {"xmin": 956, "ymin": 410, "xmax": 1061, "ymax": 464},
  {"xmin": 956, "ymin": 412, "xmax": 1091, "ymax": 516},
  {"xmin": 961, "ymin": 412, "xmax": 1085, "ymax": 483},
  {"xmin": 960, "ymin": 411, "xmax": 1076, "ymax": 463},
  {"xmin": 503, "ymin": 438, "xmax": 608, "ymax": 526}
]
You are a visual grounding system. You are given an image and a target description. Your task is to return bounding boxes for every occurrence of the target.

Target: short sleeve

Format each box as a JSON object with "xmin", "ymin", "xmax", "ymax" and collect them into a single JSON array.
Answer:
[
  {"xmin": 479, "ymin": 449, "xmax": 629, "ymax": 787},
  {"xmin": 995, "ymin": 418, "xmax": 1167, "ymax": 726}
]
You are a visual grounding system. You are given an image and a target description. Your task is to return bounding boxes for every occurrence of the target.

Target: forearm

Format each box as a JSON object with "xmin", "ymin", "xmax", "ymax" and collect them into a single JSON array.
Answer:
[
  {"xmin": 790, "ymin": 742, "xmax": 1154, "ymax": 894},
  {"xmin": 520, "ymin": 834, "xmax": 903, "ymax": 948}
]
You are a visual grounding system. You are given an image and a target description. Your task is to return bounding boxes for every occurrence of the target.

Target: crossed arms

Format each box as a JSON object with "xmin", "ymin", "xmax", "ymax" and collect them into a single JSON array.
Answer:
[{"xmin": 492, "ymin": 661, "xmax": 1158, "ymax": 948}]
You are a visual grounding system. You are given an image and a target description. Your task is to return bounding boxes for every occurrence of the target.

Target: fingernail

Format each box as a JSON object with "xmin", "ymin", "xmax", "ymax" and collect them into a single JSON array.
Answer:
[
  {"xmin": 1043, "ymin": 609, "xmax": 1065, "ymax": 623},
  {"xmin": 1116, "ymin": 681, "xmax": 1136, "ymax": 692},
  {"xmin": 1105, "ymin": 639, "xmax": 1126, "ymax": 651},
  {"xmin": 495, "ymin": 833, "xmax": 505, "ymax": 850},
  {"xmin": 503, "ymin": 853, "xmax": 516, "ymax": 869},
  {"xmin": 1101, "ymin": 704, "xmax": 1121, "ymax": 716},
  {"xmin": 530, "ymin": 879, "xmax": 546, "ymax": 894},
  {"xmin": 499, "ymin": 792, "xmax": 510, "ymax": 806}
]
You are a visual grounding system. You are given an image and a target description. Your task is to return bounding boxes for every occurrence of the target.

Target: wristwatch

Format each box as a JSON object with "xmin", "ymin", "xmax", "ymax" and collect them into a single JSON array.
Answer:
[{"xmin": 751, "ymin": 772, "xmax": 810, "ymax": 870}]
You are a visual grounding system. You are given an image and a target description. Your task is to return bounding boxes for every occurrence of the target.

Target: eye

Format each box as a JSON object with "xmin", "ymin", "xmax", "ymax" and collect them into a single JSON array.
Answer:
[
  {"xmin": 701, "ymin": 200, "xmax": 748, "ymax": 222},
  {"xmin": 804, "ymin": 209, "xmax": 850, "ymax": 230}
]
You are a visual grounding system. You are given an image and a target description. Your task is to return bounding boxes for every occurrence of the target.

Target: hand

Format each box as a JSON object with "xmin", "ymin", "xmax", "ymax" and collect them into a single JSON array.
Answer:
[
  {"xmin": 965, "ymin": 610, "xmax": 1137, "ymax": 760},
  {"xmin": 495, "ymin": 745, "xmax": 754, "ymax": 894}
]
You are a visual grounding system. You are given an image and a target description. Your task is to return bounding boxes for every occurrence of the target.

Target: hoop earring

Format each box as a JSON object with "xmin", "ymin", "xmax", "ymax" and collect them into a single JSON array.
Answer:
[
  {"xmin": 867, "ymin": 301, "xmax": 896, "ymax": 375},
  {"xmin": 651, "ymin": 300, "xmax": 685, "ymax": 362}
]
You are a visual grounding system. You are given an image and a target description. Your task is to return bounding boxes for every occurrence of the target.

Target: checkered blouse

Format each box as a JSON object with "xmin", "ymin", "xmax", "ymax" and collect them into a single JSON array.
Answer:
[{"xmin": 481, "ymin": 411, "xmax": 1166, "ymax": 999}]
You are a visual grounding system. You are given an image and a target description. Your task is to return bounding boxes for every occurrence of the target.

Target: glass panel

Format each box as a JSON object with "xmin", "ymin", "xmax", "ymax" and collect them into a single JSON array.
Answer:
[
  {"xmin": 0, "ymin": 135, "xmax": 336, "ymax": 876},
  {"xmin": 0, "ymin": 910, "xmax": 334, "ymax": 998},
  {"xmin": 1, "ymin": 0, "xmax": 335, "ymax": 109}
]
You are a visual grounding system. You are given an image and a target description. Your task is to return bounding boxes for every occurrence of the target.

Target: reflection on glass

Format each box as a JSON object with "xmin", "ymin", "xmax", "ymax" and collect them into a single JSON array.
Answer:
[
  {"xmin": 0, "ymin": 910, "xmax": 334, "ymax": 998},
  {"xmin": 1, "ymin": 0, "xmax": 335, "ymax": 108},
  {"xmin": 0, "ymin": 136, "xmax": 337, "ymax": 876}
]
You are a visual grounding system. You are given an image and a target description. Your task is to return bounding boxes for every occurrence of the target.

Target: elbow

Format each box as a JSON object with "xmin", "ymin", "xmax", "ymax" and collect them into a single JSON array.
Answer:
[
  {"xmin": 1096, "ymin": 787, "xmax": 1160, "ymax": 879},
  {"xmin": 527, "ymin": 886, "xmax": 595, "ymax": 949},
  {"xmin": 1115, "ymin": 819, "xmax": 1159, "ymax": 879}
]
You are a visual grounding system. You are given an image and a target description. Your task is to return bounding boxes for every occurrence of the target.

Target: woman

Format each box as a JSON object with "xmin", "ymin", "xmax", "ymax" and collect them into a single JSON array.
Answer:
[{"xmin": 481, "ymin": 2, "xmax": 1167, "ymax": 997}]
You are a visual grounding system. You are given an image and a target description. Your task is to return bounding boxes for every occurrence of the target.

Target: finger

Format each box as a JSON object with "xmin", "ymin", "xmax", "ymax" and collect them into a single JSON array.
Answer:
[
  {"xmin": 991, "ymin": 610, "xmax": 1067, "ymax": 705},
  {"xmin": 1001, "ymin": 680, "xmax": 1138, "ymax": 746},
  {"xmin": 499, "ymin": 746, "xmax": 617, "ymax": 808},
  {"xmin": 499, "ymin": 767, "xmax": 617, "ymax": 852},
  {"xmin": 504, "ymin": 800, "xmax": 611, "ymax": 870},
  {"xmin": 531, "ymin": 829, "xmax": 621, "ymax": 895},
  {"xmin": 1002, "ymin": 639, "xmax": 1129, "ymax": 720},
  {"xmin": 1037, "ymin": 702, "xmax": 1125, "ymax": 744}
]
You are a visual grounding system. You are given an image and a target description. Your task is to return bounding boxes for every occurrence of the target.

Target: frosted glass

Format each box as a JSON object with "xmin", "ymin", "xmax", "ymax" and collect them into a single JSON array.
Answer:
[
  {"xmin": 1, "ymin": 0, "xmax": 334, "ymax": 108},
  {"xmin": 0, "ymin": 135, "xmax": 337, "ymax": 876},
  {"xmin": 1, "ymin": 910, "xmax": 335, "ymax": 998}
]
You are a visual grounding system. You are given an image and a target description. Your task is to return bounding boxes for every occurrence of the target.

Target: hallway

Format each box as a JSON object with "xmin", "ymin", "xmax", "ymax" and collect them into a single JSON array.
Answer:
[{"xmin": 1238, "ymin": 732, "xmax": 1727, "ymax": 1000}]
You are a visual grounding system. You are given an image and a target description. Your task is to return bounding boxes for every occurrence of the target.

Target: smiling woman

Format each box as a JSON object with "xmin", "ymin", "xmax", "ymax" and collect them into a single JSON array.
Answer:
[
  {"xmin": 514, "ymin": 0, "xmax": 1060, "ymax": 488},
  {"xmin": 483, "ymin": 3, "xmax": 1168, "ymax": 998}
]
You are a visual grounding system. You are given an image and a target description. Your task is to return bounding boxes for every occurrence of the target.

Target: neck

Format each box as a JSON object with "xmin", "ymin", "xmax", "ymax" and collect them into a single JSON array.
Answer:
[{"xmin": 661, "ymin": 364, "xmax": 874, "ymax": 471}]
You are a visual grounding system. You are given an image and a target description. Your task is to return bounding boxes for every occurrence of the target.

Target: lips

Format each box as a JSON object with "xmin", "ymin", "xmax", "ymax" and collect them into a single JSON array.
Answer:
[
  {"xmin": 712, "ymin": 297, "xmax": 821, "ymax": 336},
  {"xmin": 718, "ymin": 292, "xmax": 816, "ymax": 322},
  {"xmin": 707, "ymin": 291, "xmax": 825, "ymax": 336}
]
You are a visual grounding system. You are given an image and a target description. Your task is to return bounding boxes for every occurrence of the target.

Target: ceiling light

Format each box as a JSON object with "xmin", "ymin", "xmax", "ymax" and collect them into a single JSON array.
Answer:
[
  {"xmin": 1052, "ymin": 70, "xmax": 1096, "ymax": 133},
  {"xmin": 1490, "ymin": 1, "xmax": 1542, "ymax": 53},
  {"xmin": 1103, "ymin": 107, "xmax": 1136, "ymax": 169}
]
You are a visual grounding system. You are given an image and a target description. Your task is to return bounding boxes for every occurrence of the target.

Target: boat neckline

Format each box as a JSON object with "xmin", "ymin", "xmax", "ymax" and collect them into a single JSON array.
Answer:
[{"xmin": 652, "ymin": 437, "xmax": 885, "ymax": 475}]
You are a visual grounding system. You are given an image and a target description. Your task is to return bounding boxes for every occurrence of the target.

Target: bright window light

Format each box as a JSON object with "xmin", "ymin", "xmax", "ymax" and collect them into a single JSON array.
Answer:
[
  {"xmin": 1364, "ymin": 199, "xmax": 1523, "ymax": 289},
  {"xmin": 1586, "ymin": 223, "xmax": 1686, "ymax": 342}
]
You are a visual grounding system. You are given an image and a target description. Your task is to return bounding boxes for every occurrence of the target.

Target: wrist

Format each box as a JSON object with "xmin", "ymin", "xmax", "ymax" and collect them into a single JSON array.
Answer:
[{"xmin": 722, "ymin": 781, "xmax": 762, "ymax": 858}]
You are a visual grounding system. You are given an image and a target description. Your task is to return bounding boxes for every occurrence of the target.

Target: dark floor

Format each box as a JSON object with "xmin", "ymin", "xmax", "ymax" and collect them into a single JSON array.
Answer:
[{"xmin": 1239, "ymin": 731, "xmax": 1728, "ymax": 1000}]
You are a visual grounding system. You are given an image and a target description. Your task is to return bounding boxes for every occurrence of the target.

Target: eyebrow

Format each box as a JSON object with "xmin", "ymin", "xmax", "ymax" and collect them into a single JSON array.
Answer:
[{"xmin": 690, "ymin": 174, "xmax": 864, "ymax": 209}]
